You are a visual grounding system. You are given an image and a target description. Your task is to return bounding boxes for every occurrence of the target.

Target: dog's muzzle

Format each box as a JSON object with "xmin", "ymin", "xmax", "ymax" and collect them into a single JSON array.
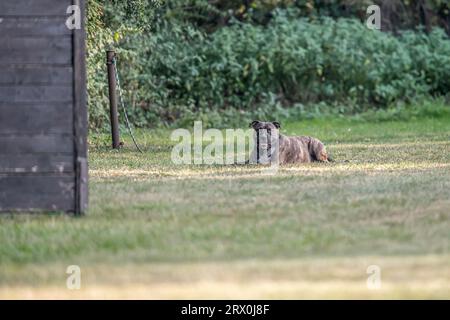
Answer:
[{"xmin": 256, "ymin": 129, "xmax": 273, "ymax": 164}]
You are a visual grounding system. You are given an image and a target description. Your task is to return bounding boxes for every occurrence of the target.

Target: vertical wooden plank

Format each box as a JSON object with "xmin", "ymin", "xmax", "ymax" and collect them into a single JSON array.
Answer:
[{"xmin": 72, "ymin": 0, "xmax": 88, "ymax": 215}]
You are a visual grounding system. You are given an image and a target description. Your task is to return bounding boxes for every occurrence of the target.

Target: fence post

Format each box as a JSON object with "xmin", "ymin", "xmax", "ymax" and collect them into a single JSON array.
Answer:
[{"xmin": 106, "ymin": 50, "xmax": 121, "ymax": 149}]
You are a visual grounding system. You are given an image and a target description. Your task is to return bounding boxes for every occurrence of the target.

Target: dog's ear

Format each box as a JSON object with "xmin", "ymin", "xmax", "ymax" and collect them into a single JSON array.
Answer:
[
  {"xmin": 249, "ymin": 120, "xmax": 260, "ymax": 128},
  {"xmin": 272, "ymin": 121, "xmax": 281, "ymax": 129}
]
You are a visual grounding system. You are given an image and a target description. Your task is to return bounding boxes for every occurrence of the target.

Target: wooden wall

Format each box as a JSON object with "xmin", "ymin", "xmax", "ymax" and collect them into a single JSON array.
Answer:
[{"xmin": 0, "ymin": 0, "xmax": 88, "ymax": 214}]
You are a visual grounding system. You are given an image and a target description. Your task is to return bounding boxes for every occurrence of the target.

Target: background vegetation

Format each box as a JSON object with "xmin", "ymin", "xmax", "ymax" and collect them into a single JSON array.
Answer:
[{"xmin": 86, "ymin": 0, "xmax": 450, "ymax": 130}]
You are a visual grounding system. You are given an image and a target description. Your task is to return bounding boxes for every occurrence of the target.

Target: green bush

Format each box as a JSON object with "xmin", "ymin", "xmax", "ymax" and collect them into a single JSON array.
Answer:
[{"xmin": 87, "ymin": 6, "xmax": 450, "ymax": 130}]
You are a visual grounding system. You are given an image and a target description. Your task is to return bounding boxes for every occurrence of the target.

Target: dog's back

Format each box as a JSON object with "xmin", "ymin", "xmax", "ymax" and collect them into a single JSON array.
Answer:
[
  {"xmin": 279, "ymin": 135, "xmax": 329, "ymax": 164},
  {"xmin": 249, "ymin": 121, "xmax": 330, "ymax": 165}
]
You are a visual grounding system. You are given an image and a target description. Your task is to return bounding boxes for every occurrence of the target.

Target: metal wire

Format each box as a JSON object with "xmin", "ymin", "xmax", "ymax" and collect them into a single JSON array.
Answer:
[{"xmin": 111, "ymin": 57, "xmax": 144, "ymax": 153}]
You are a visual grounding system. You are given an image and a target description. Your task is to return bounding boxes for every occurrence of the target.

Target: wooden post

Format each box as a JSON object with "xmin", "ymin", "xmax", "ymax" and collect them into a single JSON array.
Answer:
[{"xmin": 106, "ymin": 50, "xmax": 120, "ymax": 149}]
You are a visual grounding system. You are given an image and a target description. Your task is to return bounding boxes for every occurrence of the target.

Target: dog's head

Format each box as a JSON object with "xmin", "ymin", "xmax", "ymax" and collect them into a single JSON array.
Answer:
[
  {"xmin": 249, "ymin": 121, "xmax": 280, "ymax": 159},
  {"xmin": 249, "ymin": 121, "xmax": 281, "ymax": 132}
]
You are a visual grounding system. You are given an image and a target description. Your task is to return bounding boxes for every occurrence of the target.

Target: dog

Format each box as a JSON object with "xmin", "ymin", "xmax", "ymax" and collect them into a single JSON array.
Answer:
[{"xmin": 248, "ymin": 120, "xmax": 332, "ymax": 165}]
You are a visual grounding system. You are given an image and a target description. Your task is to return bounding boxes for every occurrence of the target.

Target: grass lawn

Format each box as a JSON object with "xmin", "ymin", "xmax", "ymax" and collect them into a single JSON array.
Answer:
[{"xmin": 0, "ymin": 116, "xmax": 449, "ymax": 299}]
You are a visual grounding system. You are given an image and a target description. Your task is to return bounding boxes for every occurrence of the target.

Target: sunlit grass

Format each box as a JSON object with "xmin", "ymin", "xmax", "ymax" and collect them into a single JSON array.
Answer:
[
  {"xmin": 1, "ymin": 116, "xmax": 449, "ymax": 299},
  {"xmin": 1, "ymin": 255, "xmax": 449, "ymax": 299}
]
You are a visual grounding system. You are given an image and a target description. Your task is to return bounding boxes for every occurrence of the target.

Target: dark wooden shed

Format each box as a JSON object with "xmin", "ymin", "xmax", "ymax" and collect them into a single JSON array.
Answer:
[{"xmin": 0, "ymin": 0, "xmax": 88, "ymax": 214}]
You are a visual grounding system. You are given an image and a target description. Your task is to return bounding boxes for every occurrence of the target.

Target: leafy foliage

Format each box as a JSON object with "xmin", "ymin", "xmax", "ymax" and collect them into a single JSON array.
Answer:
[{"xmin": 86, "ymin": 1, "xmax": 450, "ymax": 130}]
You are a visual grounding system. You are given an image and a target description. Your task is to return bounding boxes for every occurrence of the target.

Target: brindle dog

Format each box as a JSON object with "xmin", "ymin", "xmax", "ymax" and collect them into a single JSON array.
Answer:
[{"xmin": 249, "ymin": 121, "xmax": 332, "ymax": 164}]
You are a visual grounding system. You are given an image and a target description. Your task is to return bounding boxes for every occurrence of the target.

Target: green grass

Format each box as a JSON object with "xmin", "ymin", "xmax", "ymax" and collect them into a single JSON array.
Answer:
[{"xmin": 1, "ymin": 114, "xmax": 449, "ymax": 298}]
